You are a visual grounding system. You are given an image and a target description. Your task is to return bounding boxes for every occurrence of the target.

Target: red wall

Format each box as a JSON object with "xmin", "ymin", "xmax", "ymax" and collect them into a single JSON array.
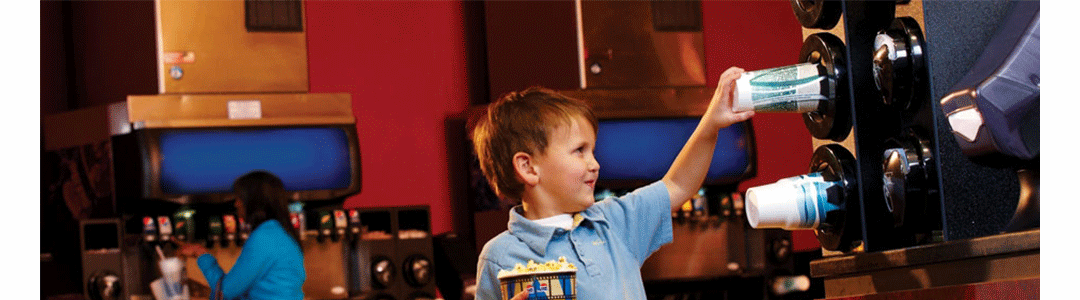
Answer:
[
  {"xmin": 306, "ymin": 1, "xmax": 473, "ymax": 236},
  {"xmin": 306, "ymin": 0, "xmax": 819, "ymax": 251},
  {"xmin": 703, "ymin": 1, "xmax": 820, "ymax": 251}
]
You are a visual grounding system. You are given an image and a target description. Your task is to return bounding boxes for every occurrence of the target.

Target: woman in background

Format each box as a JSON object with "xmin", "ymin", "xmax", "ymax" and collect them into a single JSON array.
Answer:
[{"xmin": 178, "ymin": 171, "xmax": 305, "ymax": 300}]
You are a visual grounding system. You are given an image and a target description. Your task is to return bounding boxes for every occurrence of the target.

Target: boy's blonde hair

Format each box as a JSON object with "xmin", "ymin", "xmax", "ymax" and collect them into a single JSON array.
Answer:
[{"xmin": 472, "ymin": 87, "xmax": 598, "ymax": 201}]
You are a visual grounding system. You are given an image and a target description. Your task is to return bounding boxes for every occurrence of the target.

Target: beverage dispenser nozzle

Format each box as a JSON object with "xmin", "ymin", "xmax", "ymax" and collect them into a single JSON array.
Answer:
[
  {"xmin": 142, "ymin": 216, "xmax": 158, "ymax": 244},
  {"xmin": 732, "ymin": 192, "xmax": 745, "ymax": 218},
  {"xmin": 691, "ymin": 189, "xmax": 708, "ymax": 220},
  {"xmin": 678, "ymin": 199, "xmax": 693, "ymax": 220},
  {"xmin": 347, "ymin": 209, "xmax": 362, "ymax": 241},
  {"xmin": 333, "ymin": 210, "xmax": 347, "ymax": 242},
  {"xmin": 289, "ymin": 202, "xmax": 306, "ymax": 241},
  {"xmin": 207, "ymin": 216, "xmax": 223, "ymax": 248},
  {"xmin": 223, "ymin": 215, "xmax": 238, "ymax": 247},
  {"xmin": 238, "ymin": 217, "xmax": 250, "ymax": 244},
  {"xmin": 317, "ymin": 211, "xmax": 333, "ymax": 243},
  {"xmin": 718, "ymin": 194, "xmax": 732, "ymax": 222},
  {"xmin": 156, "ymin": 216, "xmax": 174, "ymax": 248},
  {"xmin": 173, "ymin": 206, "xmax": 196, "ymax": 242}
]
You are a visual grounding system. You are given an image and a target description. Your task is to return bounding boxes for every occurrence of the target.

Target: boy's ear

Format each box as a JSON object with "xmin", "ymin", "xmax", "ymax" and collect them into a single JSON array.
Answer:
[{"xmin": 513, "ymin": 152, "xmax": 539, "ymax": 186}]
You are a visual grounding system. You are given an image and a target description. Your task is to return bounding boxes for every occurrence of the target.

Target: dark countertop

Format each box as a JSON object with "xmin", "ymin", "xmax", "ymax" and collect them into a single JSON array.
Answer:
[{"xmin": 810, "ymin": 228, "xmax": 1039, "ymax": 278}]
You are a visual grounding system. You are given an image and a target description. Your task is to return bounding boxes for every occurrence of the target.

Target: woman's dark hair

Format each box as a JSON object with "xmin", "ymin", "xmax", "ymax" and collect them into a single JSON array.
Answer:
[{"xmin": 232, "ymin": 170, "xmax": 301, "ymax": 247}]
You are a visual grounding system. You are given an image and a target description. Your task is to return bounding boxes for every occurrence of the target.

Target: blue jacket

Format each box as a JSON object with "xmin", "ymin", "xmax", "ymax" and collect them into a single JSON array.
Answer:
[{"xmin": 197, "ymin": 220, "xmax": 305, "ymax": 300}]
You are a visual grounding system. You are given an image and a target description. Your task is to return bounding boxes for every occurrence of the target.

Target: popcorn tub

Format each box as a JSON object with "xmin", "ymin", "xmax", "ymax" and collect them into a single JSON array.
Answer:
[{"xmin": 498, "ymin": 270, "xmax": 576, "ymax": 300}]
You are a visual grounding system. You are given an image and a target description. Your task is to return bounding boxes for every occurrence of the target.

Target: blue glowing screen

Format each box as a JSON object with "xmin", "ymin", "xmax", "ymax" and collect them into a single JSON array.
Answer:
[
  {"xmin": 157, "ymin": 127, "xmax": 353, "ymax": 194},
  {"xmin": 594, "ymin": 119, "xmax": 751, "ymax": 182}
]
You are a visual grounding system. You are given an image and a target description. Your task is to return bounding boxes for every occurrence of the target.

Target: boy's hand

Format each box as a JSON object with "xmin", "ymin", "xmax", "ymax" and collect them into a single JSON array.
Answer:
[
  {"xmin": 662, "ymin": 66, "xmax": 755, "ymax": 208},
  {"xmin": 704, "ymin": 66, "xmax": 755, "ymax": 129}
]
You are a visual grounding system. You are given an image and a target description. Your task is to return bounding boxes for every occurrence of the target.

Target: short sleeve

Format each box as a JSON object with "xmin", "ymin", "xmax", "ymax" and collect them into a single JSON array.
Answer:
[
  {"xmin": 591, "ymin": 180, "xmax": 673, "ymax": 264},
  {"xmin": 475, "ymin": 257, "xmax": 506, "ymax": 300}
]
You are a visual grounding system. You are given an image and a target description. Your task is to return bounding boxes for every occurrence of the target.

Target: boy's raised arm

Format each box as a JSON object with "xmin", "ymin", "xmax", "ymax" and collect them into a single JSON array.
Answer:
[{"xmin": 662, "ymin": 67, "xmax": 755, "ymax": 211}]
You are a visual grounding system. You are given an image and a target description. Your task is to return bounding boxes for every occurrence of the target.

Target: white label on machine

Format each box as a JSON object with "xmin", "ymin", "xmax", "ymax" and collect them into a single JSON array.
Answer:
[{"xmin": 228, "ymin": 100, "xmax": 262, "ymax": 120}]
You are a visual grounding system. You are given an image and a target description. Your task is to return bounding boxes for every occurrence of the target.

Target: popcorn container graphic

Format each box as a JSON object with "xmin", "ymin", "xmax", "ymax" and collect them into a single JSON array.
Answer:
[{"xmin": 498, "ymin": 270, "xmax": 576, "ymax": 300}]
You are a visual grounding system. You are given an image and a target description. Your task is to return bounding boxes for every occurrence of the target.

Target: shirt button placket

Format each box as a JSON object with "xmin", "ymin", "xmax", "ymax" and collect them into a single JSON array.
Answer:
[{"xmin": 573, "ymin": 229, "xmax": 597, "ymax": 276}]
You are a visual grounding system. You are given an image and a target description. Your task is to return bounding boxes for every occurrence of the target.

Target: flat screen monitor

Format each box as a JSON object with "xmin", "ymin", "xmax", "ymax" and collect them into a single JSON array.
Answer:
[
  {"xmin": 132, "ymin": 125, "xmax": 361, "ymax": 202},
  {"xmin": 594, "ymin": 118, "xmax": 754, "ymax": 188}
]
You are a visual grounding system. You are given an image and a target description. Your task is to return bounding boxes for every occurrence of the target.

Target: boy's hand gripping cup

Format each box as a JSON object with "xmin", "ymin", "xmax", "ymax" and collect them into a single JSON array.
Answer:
[{"xmin": 497, "ymin": 257, "xmax": 577, "ymax": 300}]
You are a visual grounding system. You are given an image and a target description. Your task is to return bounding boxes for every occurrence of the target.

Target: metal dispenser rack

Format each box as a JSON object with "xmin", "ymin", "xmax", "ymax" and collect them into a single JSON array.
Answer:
[{"xmin": 786, "ymin": 0, "xmax": 1039, "ymax": 298}]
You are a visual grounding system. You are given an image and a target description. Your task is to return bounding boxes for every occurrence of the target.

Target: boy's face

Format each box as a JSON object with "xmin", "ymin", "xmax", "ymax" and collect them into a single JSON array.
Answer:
[{"xmin": 533, "ymin": 116, "xmax": 600, "ymax": 213}]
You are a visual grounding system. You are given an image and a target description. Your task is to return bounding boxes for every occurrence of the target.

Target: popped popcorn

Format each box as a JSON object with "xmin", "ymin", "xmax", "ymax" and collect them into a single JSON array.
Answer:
[{"xmin": 497, "ymin": 256, "xmax": 577, "ymax": 278}]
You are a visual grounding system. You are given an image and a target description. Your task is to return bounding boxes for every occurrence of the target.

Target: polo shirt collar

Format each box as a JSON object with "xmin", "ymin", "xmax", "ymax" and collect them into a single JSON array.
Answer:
[{"xmin": 507, "ymin": 205, "xmax": 609, "ymax": 256}]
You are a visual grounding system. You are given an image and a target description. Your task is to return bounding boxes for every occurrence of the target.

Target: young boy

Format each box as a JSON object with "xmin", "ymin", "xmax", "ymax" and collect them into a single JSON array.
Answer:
[{"xmin": 472, "ymin": 67, "xmax": 753, "ymax": 300}]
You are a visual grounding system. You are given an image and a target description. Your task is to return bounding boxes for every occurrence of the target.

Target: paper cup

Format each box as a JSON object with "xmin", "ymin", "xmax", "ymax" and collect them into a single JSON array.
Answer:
[
  {"xmin": 151, "ymin": 278, "xmax": 191, "ymax": 300},
  {"xmin": 731, "ymin": 63, "xmax": 830, "ymax": 113},
  {"xmin": 158, "ymin": 257, "xmax": 186, "ymax": 298},
  {"xmin": 498, "ymin": 270, "xmax": 576, "ymax": 300},
  {"xmin": 745, "ymin": 173, "xmax": 840, "ymax": 230},
  {"xmin": 733, "ymin": 75, "xmax": 755, "ymax": 112}
]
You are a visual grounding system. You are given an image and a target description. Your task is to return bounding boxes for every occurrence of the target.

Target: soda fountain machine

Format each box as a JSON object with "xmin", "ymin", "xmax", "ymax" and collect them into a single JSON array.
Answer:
[
  {"xmin": 45, "ymin": 94, "xmax": 363, "ymax": 300},
  {"xmin": 41, "ymin": 1, "xmax": 373, "ymax": 299}
]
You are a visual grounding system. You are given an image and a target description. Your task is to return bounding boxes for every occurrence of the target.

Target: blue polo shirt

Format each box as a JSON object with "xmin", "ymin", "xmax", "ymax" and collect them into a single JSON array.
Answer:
[{"xmin": 476, "ymin": 181, "xmax": 673, "ymax": 300}]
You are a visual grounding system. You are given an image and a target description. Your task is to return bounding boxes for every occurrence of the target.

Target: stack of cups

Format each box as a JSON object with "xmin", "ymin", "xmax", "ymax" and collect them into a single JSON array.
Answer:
[
  {"xmin": 733, "ymin": 63, "xmax": 834, "ymax": 113},
  {"xmin": 744, "ymin": 172, "xmax": 841, "ymax": 230}
]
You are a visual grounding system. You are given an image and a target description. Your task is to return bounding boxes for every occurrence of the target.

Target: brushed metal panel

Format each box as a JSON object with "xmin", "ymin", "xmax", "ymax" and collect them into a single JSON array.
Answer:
[
  {"xmin": 156, "ymin": 0, "xmax": 309, "ymax": 94},
  {"xmin": 301, "ymin": 238, "xmax": 351, "ymax": 299},
  {"xmin": 45, "ymin": 93, "xmax": 353, "ymax": 150},
  {"xmin": 124, "ymin": 93, "xmax": 354, "ymax": 129},
  {"xmin": 580, "ymin": 0, "xmax": 706, "ymax": 89},
  {"xmin": 484, "ymin": 0, "xmax": 581, "ymax": 100}
]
